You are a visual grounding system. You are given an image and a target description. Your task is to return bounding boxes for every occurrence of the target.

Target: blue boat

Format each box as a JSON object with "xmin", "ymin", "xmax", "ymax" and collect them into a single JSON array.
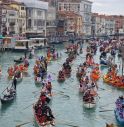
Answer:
[{"xmin": 114, "ymin": 97, "xmax": 124, "ymax": 125}]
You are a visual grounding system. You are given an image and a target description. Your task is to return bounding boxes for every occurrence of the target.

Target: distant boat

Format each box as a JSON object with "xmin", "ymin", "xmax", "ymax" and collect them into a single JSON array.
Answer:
[{"xmin": 0, "ymin": 86, "xmax": 16, "ymax": 104}]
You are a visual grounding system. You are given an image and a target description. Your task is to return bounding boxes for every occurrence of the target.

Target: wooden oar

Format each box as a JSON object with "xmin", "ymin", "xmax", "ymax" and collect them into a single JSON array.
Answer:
[
  {"xmin": 16, "ymin": 121, "xmax": 32, "ymax": 127},
  {"xmin": 99, "ymin": 109, "xmax": 113, "ymax": 112},
  {"xmin": 1, "ymin": 82, "xmax": 12, "ymax": 95},
  {"xmin": 23, "ymin": 103, "xmax": 34, "ymax": 110},
  {"xmin": 99, "ymin": 102, "xmax": 114, "ymax": 109},
  {"xmin": 57, "ymin": 120, "xmax": 79, "ymax": 127}
]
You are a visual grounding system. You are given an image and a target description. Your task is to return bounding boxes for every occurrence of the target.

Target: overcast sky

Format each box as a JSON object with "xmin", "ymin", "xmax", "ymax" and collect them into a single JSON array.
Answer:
[{"xmin": 91, "ymin": 0, "xmax": 124, "ymax": 15}]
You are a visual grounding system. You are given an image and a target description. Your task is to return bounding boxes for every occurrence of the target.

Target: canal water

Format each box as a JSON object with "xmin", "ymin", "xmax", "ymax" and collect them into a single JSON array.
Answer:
[{"xmin": 0, "ymin": 43, "xmax": 123, "ymax": 127}]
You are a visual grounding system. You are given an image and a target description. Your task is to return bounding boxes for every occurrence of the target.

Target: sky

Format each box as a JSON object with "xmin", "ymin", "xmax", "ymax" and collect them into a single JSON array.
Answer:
[{"xmin": 91, "ymin": 0, "xmax": 124, "ymax": 15}]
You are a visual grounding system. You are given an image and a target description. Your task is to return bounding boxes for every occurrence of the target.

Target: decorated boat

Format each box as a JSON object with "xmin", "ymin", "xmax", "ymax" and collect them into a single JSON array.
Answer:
[
  {"xmin": 33, "ymin": 105, "xmax": 55, "ymax": 127},
  {"xmin": 103, "ymin": 74, "xmax": 124, "ymax": 89},
  {"xmin": 58, "ymin": 70, "xmax": 65, "ymax": 82},
  {"xmin": 114, "ymin": 96, "xmax": 124, "ymax": 125},
  {"xmin": 90, "ymin": 69, "xmax": 100, "ymax": 81}
]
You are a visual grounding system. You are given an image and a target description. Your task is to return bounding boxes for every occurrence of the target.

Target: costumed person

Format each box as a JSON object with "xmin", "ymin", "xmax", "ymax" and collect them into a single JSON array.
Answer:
[
  {"xmin": 12, "ymin": 76, "xmax": 17, "ymax": 90},
  {"xmin": 0, "ymin": 65, "xmax": 2, "ymax": 75},
  {"xmin": 46, "ymin": 81, "xmax": 52, "ymax": 96},
  {"xmin": 24, "ymin": 57, "xmax": 29, "ymax": 67}
]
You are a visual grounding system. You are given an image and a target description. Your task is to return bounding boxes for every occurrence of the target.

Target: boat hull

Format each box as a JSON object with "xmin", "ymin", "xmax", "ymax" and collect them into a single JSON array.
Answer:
[
  {"xmin": 33, "ymin": 106, "xmax": 55, "ymax": 127},
  {"xmin": 114, "ymin": 109, "xmax": 124, "ymax": 125},
  {"xmin": 83, "ymin": 102, "xmax": 96, "ymax": 109}
]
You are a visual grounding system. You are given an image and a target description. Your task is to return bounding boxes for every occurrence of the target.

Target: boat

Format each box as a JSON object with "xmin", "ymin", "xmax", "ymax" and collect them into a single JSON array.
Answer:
[
  {"xmin": 115, "ymin": 97, "xmax": 124, "ymax": 125},
  {"xmin": 30, "ymin": 38, "xmax": 48, "ymax": 49},
  {"xmin": 0, "ymin": 86, "xmax": 16, "ymax": 104},
  {"xmin": 83, "ymin": 91, "xmax": 97, "ymax": 109},
  {"xmin": 34, "ymin": 76, "xmax": 43, "ymax": 85},
  {"xmin": 14, "ymin": 57, "xmax": 24, "ymax": 64},
  {"xmin": 83, "ymin": 100, "xmax": 96, "ymax": 109},
  {"xmin": 33, "ymin": 105, "xmax": 55, "ymax": 127},
  {"xmin": 13, "ymin": 39, "xmax": 34, "ymax": 52},
  {"xmin": 58, "ymin": 71, "xmax": 65, "ymax": 82}
]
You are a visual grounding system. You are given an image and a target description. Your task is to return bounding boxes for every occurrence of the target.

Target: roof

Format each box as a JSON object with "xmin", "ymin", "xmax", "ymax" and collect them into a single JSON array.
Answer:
[
  {"xmin": 16, "ymin": 39, "xmax": 32, "ymax": 42},
  {"xmin": 30, "ymin": 38, "xmax": 46, "ymax": 40},
  {"xmin": 17, "ymin": 0, "xmax": 48, "ymax": 10},
  {"xmin": 0, "ymin": 4, "xmax": 17, "ymax": 10}
]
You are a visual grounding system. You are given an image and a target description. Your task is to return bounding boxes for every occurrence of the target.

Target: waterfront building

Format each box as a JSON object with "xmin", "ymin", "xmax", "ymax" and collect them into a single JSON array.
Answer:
[
  {"xmin": 0, "ymin": 3, "xmax": 19, "ymax": 35},
  {"xmin": 46, "ymin": 7, "xmax": 56, "ymax": 36},
  {"xmin": 57, "ymin": 0, "xmax": 92, "ymax": 35},
  {"xmin": 91, "ymin": 13, "xmax": 115, "ymax": 36},
  {"xmin": 57, "ymin": 11, "xmax": 83, "ymax": 36},
  {"xmin": 9, "ymin": 1, "xmax": 26, "ymax": 34},
  {"xmin": 24, "ymin": 1, "xmax": 48, "ymax": 37}
]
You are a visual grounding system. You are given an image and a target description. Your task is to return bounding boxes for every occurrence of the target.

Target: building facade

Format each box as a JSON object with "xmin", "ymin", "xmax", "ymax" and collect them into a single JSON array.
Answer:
[
  {"xmin": 57, "ymin": 11, "xmax": 83, "ymax": 35},
  {"xmin": 9, "ymin": 1, "xmax": 26, "ymax": 34},
  {"xmin": 80, "ymin": 0, "xmax": 92, "ymax": 35},
  {"xmin": 24, "ymin": 1, "xmax": 48, "ymax": 37},
  {"xmin": 91, "ymin": 13, "xmax": 115, "ymax": 36},
  {"xmin": 0, "ymin": 4, "xmax": 19, "ymax": 35},
  {"xmin": 57, "ymin": 0, "xmax": 92, "ymax": 35},
  {"xmin": 46, "ymin": 7, "xmax": 56, "ymax": 36}
]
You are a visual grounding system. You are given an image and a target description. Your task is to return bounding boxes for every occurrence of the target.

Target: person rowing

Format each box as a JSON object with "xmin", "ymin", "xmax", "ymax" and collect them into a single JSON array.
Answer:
[
  {"xmin": 12, "ymin": 76, "xmax": 17, "ymax": 90},
  {"xmin": 40, "ymin": 92, "xmax": 51, "ymax": 105}
]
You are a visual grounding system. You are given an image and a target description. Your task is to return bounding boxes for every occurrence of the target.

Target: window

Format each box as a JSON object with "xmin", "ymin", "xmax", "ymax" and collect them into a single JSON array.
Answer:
[
  {"xmin": 21, "ymin": 7, "xmax": 25, "ymax": 10},
  {"xmin": 34, "ymin": 20, "xmax": 37, "ymax": 26},
  {"xmin": 28, "ymin": 9, "xmax": 32, "ymax": 17},
  {"xmin": 28, "ymin": 19, "xmax": 31, "ymax": 28},
  {"xmin": 37, "ymin": 11, "xmax": 42, "ymax": 16}
]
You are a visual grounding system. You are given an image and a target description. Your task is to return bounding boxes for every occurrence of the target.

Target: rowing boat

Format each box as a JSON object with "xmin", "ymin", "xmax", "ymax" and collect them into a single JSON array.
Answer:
[
  {"xmin": 33, "ymin": 105, "xmax": 55, "ymax": 127},
  {"xmin": 0, "ymin": 86, "xmax": 16, "ymax": 104}
]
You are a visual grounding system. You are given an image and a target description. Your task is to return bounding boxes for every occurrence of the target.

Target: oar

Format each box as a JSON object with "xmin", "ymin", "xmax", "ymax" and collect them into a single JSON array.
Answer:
[
  {"xmin": 99, "ymin": 102, "xmax": 114, "ymax": 109},
  {"xmin": 16, "ymin": 121, "xmax": 33, "ymax": 127},
  {"xmin": 99, "ymin": 109, "xmax": 113, "ymax": 112},
  {"xmin": 23, "ymin": 103, "xmax": 34, "ymax": 110},
  {"xmin": 57, "ymin": 120, "xmax": 79, "ymax": 127},
  {"xmin": 1, "ymin": 81, "xmax": 12, "ymax": 95}
]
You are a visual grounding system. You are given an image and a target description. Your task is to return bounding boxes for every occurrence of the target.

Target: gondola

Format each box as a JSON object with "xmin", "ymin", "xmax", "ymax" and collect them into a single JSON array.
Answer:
[
  {"xmin": 0, "ymin": 86, "xmax": 16, "ymax": 104},
  {"xmin": 14, "ymin": 58, "xmax": 24, "ymax": 64}
]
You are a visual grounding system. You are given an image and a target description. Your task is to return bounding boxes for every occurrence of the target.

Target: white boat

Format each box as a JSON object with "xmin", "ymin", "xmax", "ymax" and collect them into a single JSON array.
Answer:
[
  {"xmin": 30, "ymin": 38, "xmax": 48, "ymax": 49},
  {"xmin": 13, "ymin": 39, "xmax": 34, "ymax": 52},
  {"xmin": 83, "ymin": 89, "xmax": 98, "ymax": 109},
  {"xmin": 2, "ymin": 37, "xmax": 15, "ymax": 50},
  {"xmin": 83, "ymin": 101, "xmax": 96, "ymax": 109}
]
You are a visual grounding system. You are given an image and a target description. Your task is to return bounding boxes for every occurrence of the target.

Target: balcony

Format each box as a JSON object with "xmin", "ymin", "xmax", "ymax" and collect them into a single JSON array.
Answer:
[{"xmin": 9, "ymin": 22, "xmax": 15, "ymax": 26}]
